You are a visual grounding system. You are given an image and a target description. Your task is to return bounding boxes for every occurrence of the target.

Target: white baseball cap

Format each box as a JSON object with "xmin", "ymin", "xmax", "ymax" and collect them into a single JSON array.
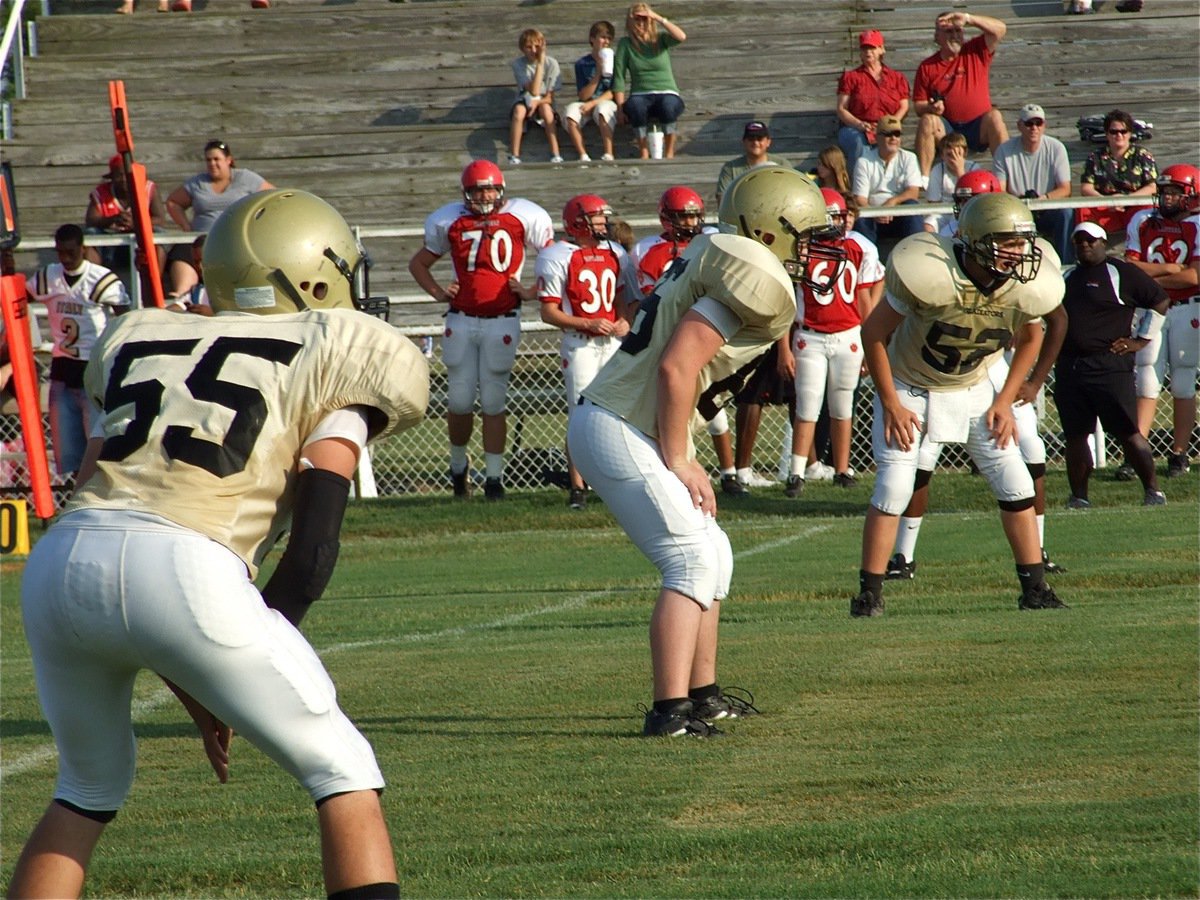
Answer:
[
  {"xmin": 1018, "ymin": 103, "xmax": 1046, "ymax": 123},
  {"xmin": 1072, "ymin": 221, "xmax": 1108, "ymax": 241}
]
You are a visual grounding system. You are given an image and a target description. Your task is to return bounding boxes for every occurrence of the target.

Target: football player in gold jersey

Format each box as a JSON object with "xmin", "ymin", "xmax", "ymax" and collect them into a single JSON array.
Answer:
[
  {"xmin": 11, "ymin": 190, "xmax": 429, "ymax": 900},
  {"xmin": 853, "ymin": 192, "xmax": 1067, "ymax": 617},
  {"xmin": 570, "ymin": 167, "xmax": 845, "ymax": 737}
]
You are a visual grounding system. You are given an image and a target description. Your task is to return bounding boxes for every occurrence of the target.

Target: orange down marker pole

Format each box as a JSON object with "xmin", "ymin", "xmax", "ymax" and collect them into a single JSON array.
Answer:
[{"xmin": 108, "ymin": 80, "xmax": 165, "ymax": 308}]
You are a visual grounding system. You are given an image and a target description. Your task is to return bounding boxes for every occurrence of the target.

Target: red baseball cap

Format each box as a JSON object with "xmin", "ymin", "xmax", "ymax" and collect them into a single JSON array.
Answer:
[{"xmin": 859, "ymin": 29, "xmax": 884, "ymax": 48}]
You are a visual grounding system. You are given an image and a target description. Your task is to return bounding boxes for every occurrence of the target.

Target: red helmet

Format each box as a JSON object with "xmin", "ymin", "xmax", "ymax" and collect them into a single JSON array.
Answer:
[
  {"xmin": 658, "ymin": 186, "xmax": 705, "ymax": 240},
  {"xmin": 819, "ymin": 188, "xmax": 848, "ymax": 235},
  {"xmin": 952, "ymin": 170, "xmax": 1002, "ymax": 218},
  {"xmin": 461, "ymin": 160, "xmax": 505, "ymax": 214},
  {"xmin": 1156, "ymin": 164, "xmax": 1200, "ymax": 216},
  {"xmin": 563, "ymin": 194, "xmax": 613, "ymax": 245}
]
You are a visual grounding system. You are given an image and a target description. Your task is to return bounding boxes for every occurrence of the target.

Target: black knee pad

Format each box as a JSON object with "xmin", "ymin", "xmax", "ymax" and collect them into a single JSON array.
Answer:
[{"xmin": 998, "ymin": 497, "xmax": 1035, "ymax": 513}]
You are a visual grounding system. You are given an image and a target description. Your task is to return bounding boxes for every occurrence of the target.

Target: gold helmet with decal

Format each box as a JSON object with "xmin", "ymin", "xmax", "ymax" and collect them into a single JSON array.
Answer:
[
  {"xmin": 205, "ymin": 189, "xmax": 367, "ymax": 315},
  {"xmin": 956, "ymin": 192, "xmax": 1042, "ymax": 283}
]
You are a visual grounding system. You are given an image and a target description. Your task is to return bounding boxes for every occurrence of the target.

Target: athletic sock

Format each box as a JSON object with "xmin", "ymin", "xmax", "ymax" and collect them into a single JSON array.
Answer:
[
  {"xmin": 484, "ymin": 452, "xmax": 504, "ymax": 479},
  {"xmin": 790, "ymin": 454, "xmax": 807, "ymax": 477},
  {"xmin": 653, "ymin": 697, "xmax": 691, "ymax": 715},
  {"xmin": 688, "ymin": 682, "xmax": 720, "ymax": 702},
  {"xmin": 895, "ymin": 516, "xmax": 923, "ymax": 561},
  {"xmin": 1016, "ymin": 561, "xmax": 1046, "ymax": 595},
  {"xmin": 859, "ymin": 569, "xmax": 884, "ymax": 599},
  {"xmin": 449, "ymin": 444, "xmax": 468, "ymax": 474}
]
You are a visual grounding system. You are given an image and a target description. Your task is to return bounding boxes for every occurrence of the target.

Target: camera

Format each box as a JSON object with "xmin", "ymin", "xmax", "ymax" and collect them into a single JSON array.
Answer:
[{"xmin": 928, "ymin": 90, "xmax": 944, "ymax": 104}]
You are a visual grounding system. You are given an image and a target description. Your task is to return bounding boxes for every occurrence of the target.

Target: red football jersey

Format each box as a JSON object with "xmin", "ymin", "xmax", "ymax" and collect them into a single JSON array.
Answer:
[
  {"xmin": 1125, "ymin": 210, "xmax": 1200, "ymax": 303},
  {"xmin": 536, "ymin": 240, "xmax": 626, "ymax": 322},
  {"xmin": 630, "ymin": 233, "xmax": 688, "ymax": 295},
  {"xmin": 797, "ymin": 238, "xmax": 873, "ymax": 333}
]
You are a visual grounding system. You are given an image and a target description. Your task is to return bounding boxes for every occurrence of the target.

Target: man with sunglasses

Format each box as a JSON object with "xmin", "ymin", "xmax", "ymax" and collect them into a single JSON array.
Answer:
[
  {"xmin": 992, "ymin": 103, "xmax": 1073, "ymax": 263},
  {"xmin": 1056, "ymin": 221, "xmax": 1168, "ymax": 508},
  {"xmin": 912, "ymin": 10, "xmax": 1009, "ymax": 180},
  {"xmin": 851, "ymin": 114, "xmax": 924, "ymax": 247}
]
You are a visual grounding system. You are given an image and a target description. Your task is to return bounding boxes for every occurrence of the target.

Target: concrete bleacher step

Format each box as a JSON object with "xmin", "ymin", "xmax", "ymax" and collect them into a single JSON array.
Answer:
[{"xmin": 6, "ymin": 0, "xmax": 1197, "ymax": 313}]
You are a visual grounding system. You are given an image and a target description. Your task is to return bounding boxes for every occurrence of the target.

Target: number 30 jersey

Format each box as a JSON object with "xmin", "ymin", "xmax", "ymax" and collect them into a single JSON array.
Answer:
[
  {"xmin": 67, "ymin": 308, "xmax": 430, "ymax": 577},
  {"xmin": 885, "ymin": 233, "xmax": 1063, "ymax": 391},
  {"xmin": 583, "ymin": 232, "xmax": 795, "ymax": 448}
]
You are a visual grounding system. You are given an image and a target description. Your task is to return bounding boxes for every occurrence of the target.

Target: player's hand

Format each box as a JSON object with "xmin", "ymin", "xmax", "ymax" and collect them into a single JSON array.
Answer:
[
  {"xmin": 1110, "ymin": 336, "xmax": 1146, "ymax": 356},
  {"xmin": 186, "ymin": 303, "xmax": 215, "ymax": 317},
  {"xmin": 877, "ymin": 215, "xmax": 893, "ymax": 226},
  {"xmin": 114, "ymin": 210, "xmax": 134, "ymax": 230},
  {"xmin": 162, "ymin": 678, "xmax": 233, "ymax": 784},
  {"xmin": 669, "ymin": 459, "xmax": 717, "ymax": 517},
  {"xmin": 591, "ymin": 318, "xmax": 616, "ymax": 336},
  {"xmin": 445, "ymin": 280, "xmax": 461, "ymax": 300},
  {"xmin": 776, "ymin": 344, "xmax": 795, "ymax": 380},
  {"xmin": 986, "ymin": 402, "xmax": 1017, "ymax": 449},
  {"xmin": 882, "ymin": 401, "xmax": 920, "ymax": 452},
  {"xmin": 612, "ymin": 318, "xmax": 630, "ymax": 337},
  {"xmin": 1015, "ymin": 380, "xmax": 1040, "ymax": 406}
]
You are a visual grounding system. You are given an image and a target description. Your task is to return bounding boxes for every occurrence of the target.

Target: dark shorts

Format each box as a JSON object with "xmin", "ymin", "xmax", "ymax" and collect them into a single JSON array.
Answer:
[
  {"xmin": 945, "ymin": 112, "xmax": 989, "ymax": 152},
  {"xmin": 736, "ymin": 343, "xmax": 793, "ymax": 406},
  {"xmin": 1053, "ymin": 355, "xmax": 1139, "ymax": 439}
]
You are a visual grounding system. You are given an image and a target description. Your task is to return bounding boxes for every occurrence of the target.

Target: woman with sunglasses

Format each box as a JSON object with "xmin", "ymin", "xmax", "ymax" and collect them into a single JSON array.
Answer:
[
  {"xmin": 612, "ymin": 3, "xmax": 687, "ymax": 159},
  {"xmin": 1079, "ymin": 108, "xmax": 1158, "ymax": 235},
  {"xmin": 165, "ymin": 140, "xmax": 275, "ymax": 298}
]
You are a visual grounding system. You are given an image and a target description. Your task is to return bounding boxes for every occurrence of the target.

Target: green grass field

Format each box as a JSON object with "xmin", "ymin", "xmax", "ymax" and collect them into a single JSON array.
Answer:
[{"xmin": 2, "ymin": 471, "xmax": 1197, "ymax": 898}]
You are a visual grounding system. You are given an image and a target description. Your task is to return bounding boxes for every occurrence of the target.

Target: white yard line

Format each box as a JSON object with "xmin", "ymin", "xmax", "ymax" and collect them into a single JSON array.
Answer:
[{"xmin": 2, "ymin": 525, "xmax": 830, "ymax": 779}]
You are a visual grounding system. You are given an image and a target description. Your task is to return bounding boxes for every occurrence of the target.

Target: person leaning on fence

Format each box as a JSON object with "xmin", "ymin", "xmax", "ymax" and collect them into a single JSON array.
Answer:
[
  {"xmin": 1078, "ymin": 108, "xmax": 1158, "ymax": 237},
  {"xmin": 835, "ymin": 29, "xmax": 910, "ymax": 173},
  {"xmin": 32, "ymin": 224, "xmax": 130, "ymax": 479},
  {"xmin": 612, "ymin": 3, "xmax": 687, "ymax": 160},
  {"xmin": 1057, "ymin": 221, "xmax": 1168, "ymax": 508},
  {"xmin": 564, "ymin": 20, "xmax": 619, "ymax": 163},
  {"xmin": 508, "ymin": 28, "xmax": 564, "ymax": 165},
  {"xmin": 85, "ymin": 154, "xmax": 168, "ymax": 277},
  {"xmin": 407, "ymin": 160, "xmax": 555, "ymax": 501},
  {"xmin": 992, "ymin": 104, "xmax": 1074, "ymax": 264}
]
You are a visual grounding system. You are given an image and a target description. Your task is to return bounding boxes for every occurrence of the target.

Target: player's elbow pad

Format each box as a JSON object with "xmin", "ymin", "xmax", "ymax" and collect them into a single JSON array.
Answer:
[{"xmin": 261, "ymin": 468, "xmax": 351, "ymax": 628}]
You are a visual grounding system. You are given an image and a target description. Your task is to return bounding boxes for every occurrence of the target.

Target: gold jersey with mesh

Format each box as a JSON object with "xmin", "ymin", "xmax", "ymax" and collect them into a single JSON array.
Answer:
[
  {"xmin": 885, "ymin": 232, "xmax": 1063, "ymax": 391},
  {"xmin": 67, "ymin": 308, "xmax": 429, "ymax": 577},
  {"xmin": 582, "ymin": 232, "xmax": 795, "ymax": 449}
]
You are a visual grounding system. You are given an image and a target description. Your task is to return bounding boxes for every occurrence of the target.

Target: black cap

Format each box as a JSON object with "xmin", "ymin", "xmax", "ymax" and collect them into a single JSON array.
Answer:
[{"xmin": 743, "ymin": 121, "xmax": 770, "ymax": 139}]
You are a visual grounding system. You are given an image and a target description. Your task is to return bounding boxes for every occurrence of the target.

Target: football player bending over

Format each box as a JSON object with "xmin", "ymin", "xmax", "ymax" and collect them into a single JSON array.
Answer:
[{"xmin": 9, "ymin": 190, "xmax": 429, "ymax": 899}]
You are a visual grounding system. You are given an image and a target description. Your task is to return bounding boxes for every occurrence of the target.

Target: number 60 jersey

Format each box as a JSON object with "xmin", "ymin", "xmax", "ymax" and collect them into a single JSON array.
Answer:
[
  {"xmin": 884, "ymin": 232, "xmax": 1063, "ymax": 391},
  {"xmin": 66, "ymin": 307, "xmax": 430, "ymax": 577}
]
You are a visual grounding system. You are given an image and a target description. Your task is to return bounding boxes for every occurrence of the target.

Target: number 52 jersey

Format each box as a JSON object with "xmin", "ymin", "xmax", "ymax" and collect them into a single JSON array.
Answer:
[{"xmin": 67, "ymin": 308, "xmax": 430, "ymax": 577}]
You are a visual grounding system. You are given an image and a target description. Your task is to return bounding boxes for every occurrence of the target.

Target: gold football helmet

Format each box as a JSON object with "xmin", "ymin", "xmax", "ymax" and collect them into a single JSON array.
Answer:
[
  {"xmin": 956, "ymin": 192, "xmax": 1042, "ymax": 283},
  {"xmin": 205, "ymin": 189, "xmax": 367, "ymax": 315},
  {"xmin": 717, "ymin": 167, "xmax": 845, "ymax": 291}
]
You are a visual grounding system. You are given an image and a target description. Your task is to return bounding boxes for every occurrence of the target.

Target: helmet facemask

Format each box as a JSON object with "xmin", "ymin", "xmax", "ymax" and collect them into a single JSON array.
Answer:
[
  {"xmin": 781, "ymin": 219, "xmax": 847, "ymax": 293},
  {"xmin": 966, "ymin": 227, "xmax": 1042, "ymax": 284},
  {"xmin": 463, "ymin": 183, "xmax": 504, "ymax": 216}
]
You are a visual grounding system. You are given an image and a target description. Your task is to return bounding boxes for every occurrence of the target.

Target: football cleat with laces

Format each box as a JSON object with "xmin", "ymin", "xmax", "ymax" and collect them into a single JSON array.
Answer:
[
  {"xmin": 641, "ymin": 700, "xmax": 722, "ymax": 738},
  {"xmin": 691, "ymin": 686, "xmax": 760, "ymax": 722},
  {"xmin": 885, "ymin": 553, "xmax": 916, "ymax": 580}
]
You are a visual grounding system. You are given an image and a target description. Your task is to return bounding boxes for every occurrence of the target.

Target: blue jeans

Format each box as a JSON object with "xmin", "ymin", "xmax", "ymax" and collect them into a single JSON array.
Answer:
[
  {"xmin": 837, "ymin": 125, "xmax": 872, "ymax": 173},
  {"xmin": 1034, "ymin": 207, "xmax": 1074, "ymax": 265},
  {"xmin": 622, "ymin": 93, "xmax": 684, "ymax": 137},
  {"xmin": 49, "ymin": 380, "xmax": 95, "ymax": 475},
  {"xmin": 852, "ymin": 199, "xmax": 924, "ymax": 246}
]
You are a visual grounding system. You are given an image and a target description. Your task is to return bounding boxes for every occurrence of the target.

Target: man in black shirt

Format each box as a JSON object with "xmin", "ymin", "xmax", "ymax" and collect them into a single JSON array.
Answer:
[{"xmin": 1055, "ymin": 221, "xmax": 1169, "ymax": 507}]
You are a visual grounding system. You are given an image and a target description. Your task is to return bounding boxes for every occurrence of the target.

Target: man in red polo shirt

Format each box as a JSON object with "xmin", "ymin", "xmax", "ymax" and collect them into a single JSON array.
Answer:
[
  {"xmin": 912, "ymin": 10, "xmax": 1009, "ymax": 179},
  {"xmin": 835, "ymin": 29, "xmax": 910, "ymax": 172}
]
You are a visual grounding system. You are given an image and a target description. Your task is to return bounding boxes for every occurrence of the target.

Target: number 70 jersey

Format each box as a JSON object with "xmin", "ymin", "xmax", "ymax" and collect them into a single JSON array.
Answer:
[
  {"xmin": 884, "ymin": 232, "xmax": 1063, "ymax": 391},
  {"xmin": 67, "ymin": 308, "xmax": 430, "ymax": 577}
]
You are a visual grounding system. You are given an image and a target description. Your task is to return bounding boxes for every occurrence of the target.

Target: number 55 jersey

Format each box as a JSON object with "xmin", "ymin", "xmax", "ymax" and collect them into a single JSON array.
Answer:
[
  {"xmin": 67, "ymin": 307, "xmax": 430, "ymax": 577},
  {"xmin": 884, "ymin": 232, "xmax": 1063, "ymax": 390}
]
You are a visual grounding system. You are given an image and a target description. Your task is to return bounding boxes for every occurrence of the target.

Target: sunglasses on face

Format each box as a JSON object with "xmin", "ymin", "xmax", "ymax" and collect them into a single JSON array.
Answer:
[
  {"xmin": 880, "ymin": 130, "xmax": 903, "ymax": 138},
  {"xmin": 1021, "ymin": 119, "xmax": 1045, "ymax": 128},
  {"xmin": 1072, "ymin": 234, "xmax": 1103, "ymax": 243},
  {"xmin": 1107, "ymin": 128, "xmax": 1129, "ymax": 135}
]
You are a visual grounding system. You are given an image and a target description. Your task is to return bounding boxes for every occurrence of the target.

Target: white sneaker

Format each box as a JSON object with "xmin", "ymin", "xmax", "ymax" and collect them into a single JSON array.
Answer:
[
  {"xmin": 601, "ymin": 153, "xmax": 615, "ymax": 161},
  {"xmin": 507, "ymin": 154, "xmax": 521, "ymax": 166},
  {"xmin": 579, "ymin": 153, "xmax": 591, "ymax": 163},
  {"xmin": 738, "ymin": 470, "xmax": 777, "ymax": 488},
  {"xmin": 805, "ymin": 461, "xmax": 835, "ymax": 482},
  {"xmin": 550, "ymin": 155, "xmax": 564, "ymax": 164}
]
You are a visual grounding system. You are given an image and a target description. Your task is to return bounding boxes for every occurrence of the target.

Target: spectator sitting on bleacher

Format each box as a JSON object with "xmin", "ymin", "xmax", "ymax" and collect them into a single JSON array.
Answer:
[
  {"xmin": 714, "ymin": 121, "xmax": 790, "ymax": 203},
  {"xmin": 813, "ymin": 145, "xmax": 851, "ymax": 194},
  {"xmin": 835, "ymin": 29, "xmax": 910, "ymax": 172},
  {"xmin": 912, "ymin": 10, "xmax": 1009, "ymax": 181},
  {"xmin": 1078, "ymin": 108, "xmax": 1158, "ymax": 236},
  {"xmin": 564, "ymin": 20, "xmax": 618, "ymax": 163},
  {"xmin": 992, "ymin": 103, "xmax": 1073, "ymax": 263},
  {"xmin": 508, "ymin": 28, "xmax": 563, "ymax": 165},
  {"xmin": 85, "ymin": 155, "xmax": 167, "ymax": 276},
  {"xmin": 923, "ymin": 133, "xmax": 981, "ymax": 234},
  {"xmin": 612, "ymin": 3, "xmax": 687, "ymax": 160},
  {"xmin": 852, "ymin": 114, "xmax": 924, "ymax": 247}
]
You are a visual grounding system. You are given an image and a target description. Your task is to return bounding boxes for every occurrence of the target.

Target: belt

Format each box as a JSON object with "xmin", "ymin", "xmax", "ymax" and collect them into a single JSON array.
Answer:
[
  {"xmin": 569, "ymin": 330, "xmax": 614, "ymax": 339},
  {"xmin": 449, "ymin": 308, "xmax": 518, "ymax": 319}
]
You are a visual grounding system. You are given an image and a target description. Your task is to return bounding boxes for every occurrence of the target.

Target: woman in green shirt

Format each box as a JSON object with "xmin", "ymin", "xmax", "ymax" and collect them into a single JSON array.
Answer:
[{"xmin": 612, "ymin": 3, "xmax": 687, "ymax": 159}]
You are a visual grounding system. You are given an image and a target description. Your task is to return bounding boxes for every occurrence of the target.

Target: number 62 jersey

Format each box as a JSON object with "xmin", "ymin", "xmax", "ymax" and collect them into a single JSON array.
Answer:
[
  {"xmin": 67, "ymin": 308, "xmax": 430, "ymax": 577},
  {"xmin": 884, "ymin": 232, "xmax": 1063, "ymax": 391}
]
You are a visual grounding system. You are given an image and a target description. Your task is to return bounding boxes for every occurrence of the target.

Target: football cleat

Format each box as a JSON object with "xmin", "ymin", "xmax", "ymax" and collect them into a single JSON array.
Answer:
[
  {"xmin": 851, "ymin": 590, "xmax": 884, "ymax": 617},
  {"xmin": 833, "ymin": 470, "xmax": 857, "ymax": 488},
  {"xmin": 1113, "ymin": 464, "xmax": 1135, "ymax": 482},
  {"xmin": 720, "ymin": 473, "xmax": 749, "ymax": 497},
  {"xmin": 1018, "ymin": 585, "xmax": 1068, "ymax": 610},
  {"xmin": 1041, "ymin": 550, "xmax": 1066, "ymax": 575},
  {"xmin": 568, "ymin": 487, "xmax": 587, "ymax": 510},
  {"xmin": 784, "ymin": 475, "xmax": 805, "ymax": 498},
  {"xmin": 1167, "ymin": 453, "xmax": 1189, "ymax": 478},
  {"xmin": 691, "ymin": 686, "xmax": 759, "ymax": 722},
  {"xmin": 1143, "ymin": 489, "xmax": 1167, "ymax": 506},
  {"xmin": 739, "ymin": 470, "xmax": 778, "ymax": 488},
  {"xmin": 641, "ymin": 700, "xmax": 722, "ymax": 738},
  {"xmin": 805, "ymin": 461, "xmax": 835, "ymax": 482},
  {"xmin": 885, "ymin": 553, "xmax": 916, "ymax": 580},
  {"xmin": 484, "ymin": 477, "xmax": 505, "ymax": 501},
  {"xmin": 1065, "ymin": 496, "xmax": 1091, "ymax": 510},
  {"xmin": 451, "ymin": 466, "xmax": 471, "ymax": 499}
]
